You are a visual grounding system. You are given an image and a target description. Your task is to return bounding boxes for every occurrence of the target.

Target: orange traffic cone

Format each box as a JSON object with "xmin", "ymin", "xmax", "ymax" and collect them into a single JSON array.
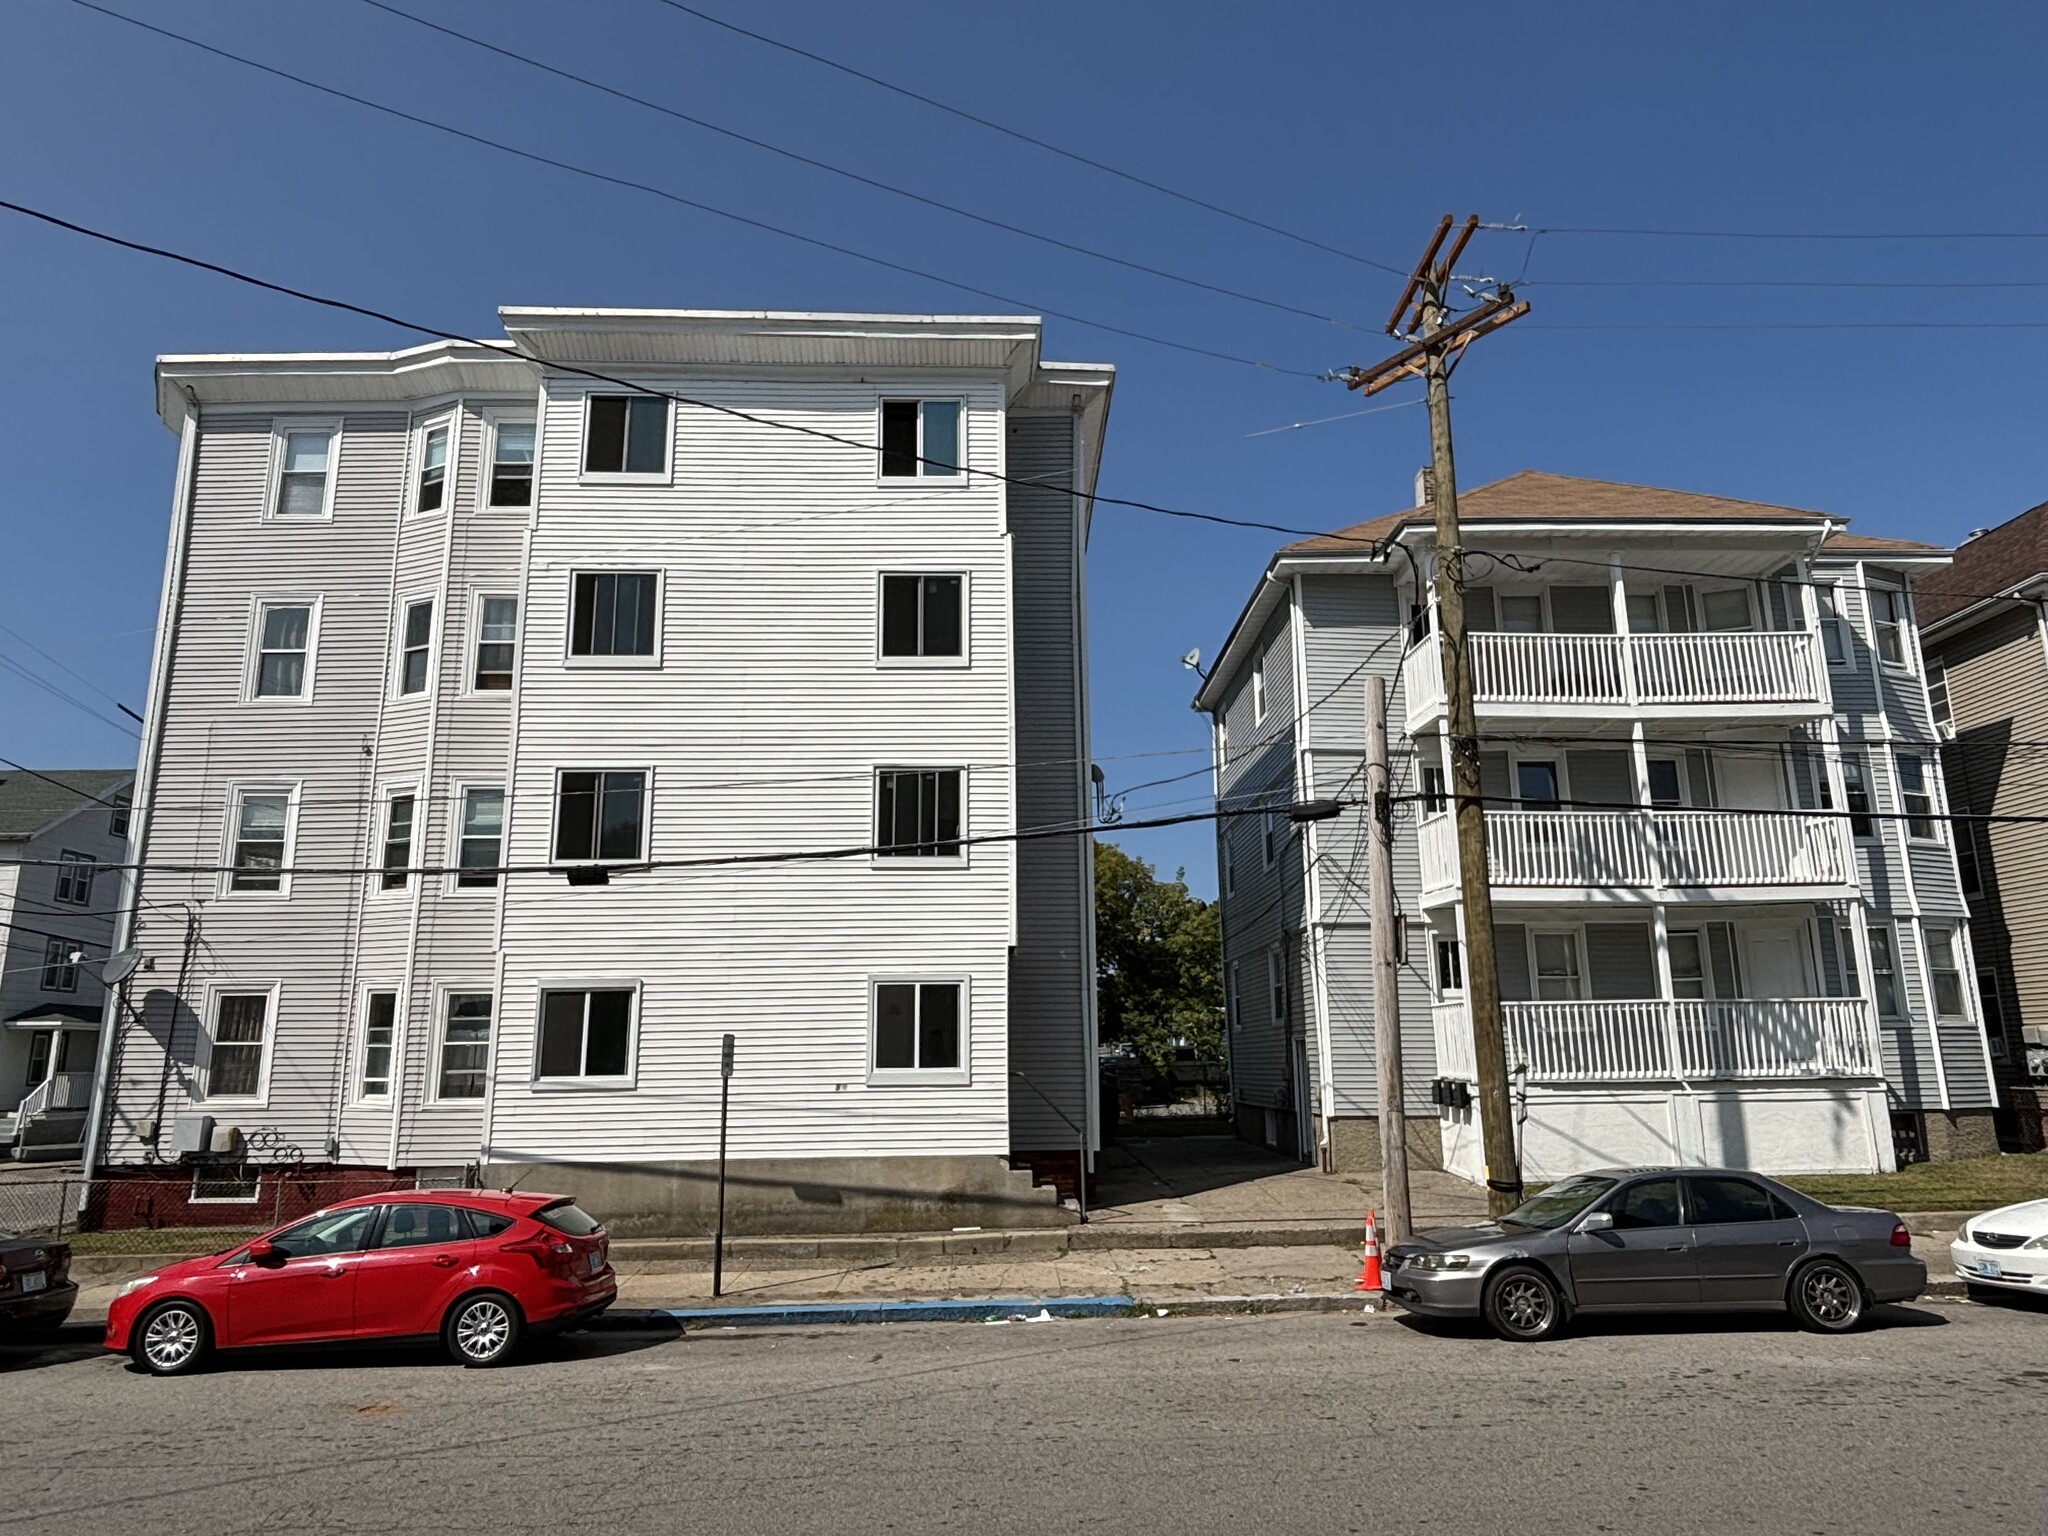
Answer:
[{"xmin": 1354, "ymin": 1208, "xmax": 1384, "ymax": 1293}]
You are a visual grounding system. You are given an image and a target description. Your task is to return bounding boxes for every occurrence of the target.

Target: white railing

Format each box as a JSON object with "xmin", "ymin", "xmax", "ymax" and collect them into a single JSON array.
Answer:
[
  {"xmin": 1403, "ymin": 628, "xmax": 1827, "ymax": 722},
  {"xmin": 1418, "ymin": 812, "xmax": 1459, "ymax": 897},
  {"xmin": 1431, "ymin": 998, "xmax": 1880, "ymax": 1083},
  {"xmin": 1652, "ymin": 810, "xmax": 1851, "ymax": 888},
  {"xmin": 1486, "ymin": 811, "xmax": 1656, "ymax": 887},
  {"xmin": 1433, "ymin": 1000, "xmax": 1477, "ymax": 1081},
  {"xmin": 16, "ymin": 1072, "xmax": 93, "ymax": 1122}
]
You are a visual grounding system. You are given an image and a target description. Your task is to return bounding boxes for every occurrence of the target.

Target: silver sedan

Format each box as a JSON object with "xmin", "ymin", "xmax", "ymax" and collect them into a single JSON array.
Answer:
[{"xmin": 1383, "ymin": 1167, "xmax": 1926, "ymax": 1341}]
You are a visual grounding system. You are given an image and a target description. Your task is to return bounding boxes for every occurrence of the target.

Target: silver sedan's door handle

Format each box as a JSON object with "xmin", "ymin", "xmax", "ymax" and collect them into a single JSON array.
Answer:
[
  {"xmin": 1664, "ymin": 1244, "xmax": 1687, "ymax": 1252},
  {"xmin": 1777, "ymin": 1239, "xmax": 1803, "ymax": 1247}
]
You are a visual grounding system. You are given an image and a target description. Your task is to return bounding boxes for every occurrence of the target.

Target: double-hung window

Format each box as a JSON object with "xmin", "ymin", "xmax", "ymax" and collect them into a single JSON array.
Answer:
[
  {"xmin": 1867, "ymin": 926, "xmax": 1902, "ymax": 1017},
  {"xmin": 1226, "ymin": 963, "xmax": 1241, "ymax": 1034},
  {"xmin": 255, "ymin": 603, "xmax": 312, "ymax": 698},
  {"xmin": 474, "ymin": 596, "xmax": 518, "ymax": 691},
  {"xmin": 1251, "ymin": 660, "xmax": 1267, "ymax": 725},
  {"xmin": 436, "ymin": 992, "xmax": 493, "ymax": 1099},
  {"xmin": 1532, "ymin": 932, "xmax": 1583, "ymax": 1001},
  {"xmin": 399, "ymin": 599, "xmax": 434, "ymax": 696},
  {"xmin": 1840, "ymin": 756, "xmax": 1876, "ymax": 838},
  {"xmin": 273, "ymin": 425, "xmax": 335, "ymax": 519},
  {"xmin": 1263, "ymin": 807, "xmax": 1281, "ymax": 868},
  {"xmin": 1869, "ymin": 586, "xmax": 1908, "ymax": 666},
  {"xmin": 208, "ymin": 992, "xmax": 271, "ymax": 1099},
  {"xmin": 570, "ymin": 571, "xmax": 658, "ymax": 660},
  {"xmin": 554, "ymin": 771, "xmax": 648, "ymax": 862},
  {"xmin": 415, "ymin": 420, "xmax": 451, "ymax": 513},
  {"xmin": 583, "ymin": 395, "xmax": 668, "ymax": 476},
  {"xmin": 1421, "ymin": 764, "xmax": 1448, "ymax": 815},
  {"xmin": 1816, "ymin": 587, "xmax": 1849, "ymax": 665},
  {"xmin": 879, "ymin": 573, "xmax": 964, "ymax": 661},
  {"xmin": 381, "ymin": 792, "xmax": 415, "ymax": 891},
  {"xmin": 879, "ymin": 399, "xmax": 962, "ymax": 479},
  {"xmin": 54, "ymin": 850, "xmax": 93, "ymax": 905},
  {"xmin": 1926, "ymin": 929, "xmax": 1967, "ymax": 1018},
  {"xmin": 359, "ymin": 992, "xmax": 396, "ymax": 1098},
  {"xmin": 1897, "ymin": 754, "xmax": 1936, "ymax": 839},
  {"xmin": 1268, "ymin": 948, "xmax": 1286, "ymax": 1025},
  {"xmin": 1926, "ymin": 657, "xmax": 1953, "ymax": 733},
  {"xmin": 1957, "ymin": 823, "xmax": 1984, "ymax": 895},
  {"xmin": 40, "ymin": 938, "xmax": 77, "ymax": 993},
  {"xmin": 456, "ymin": 788, "xmax": 504, "ymax": 888},
  {"xmin": 488, "ymin": 419, "xmax": 535, "ymax": 507},
  {"xmin": 872, "ymin": 981, "xmax": 963, "ymax": 1075},
  {"xmin": 537, "ymin": 988, "xmax": 635, "ymax": 1081},
  {"xmin": 228, "ymin": 789, "xmax": 291, "ymax": 892},
  {"xmin": 109, "ymin": 795, "xmax": 130, "ymax": 841},
  {"xmin": 1434, "ymin": 937, "xmax": 1464, "ymax": 996},
  {"xmin": 876, "ymin": 769, "xmax": 962, "ymax": 858}
]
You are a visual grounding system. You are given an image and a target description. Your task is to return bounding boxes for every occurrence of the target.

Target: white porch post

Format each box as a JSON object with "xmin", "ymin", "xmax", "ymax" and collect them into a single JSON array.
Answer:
[{"xmin": 1650, "ymin": 901, "xmax": 1683, "ymax": 1080}]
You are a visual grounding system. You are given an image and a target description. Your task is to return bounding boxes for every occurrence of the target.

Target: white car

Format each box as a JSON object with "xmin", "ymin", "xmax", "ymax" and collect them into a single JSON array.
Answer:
[{"xmin": 1950, "ymin": 1199, "xmax": 2048, "ymax": 1296}]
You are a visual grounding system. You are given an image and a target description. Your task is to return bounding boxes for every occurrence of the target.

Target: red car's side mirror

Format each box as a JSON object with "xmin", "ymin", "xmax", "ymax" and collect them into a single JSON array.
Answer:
[{"xmin": 246, "ymin": 1238, "xmax": 280, "ymax": 1263}]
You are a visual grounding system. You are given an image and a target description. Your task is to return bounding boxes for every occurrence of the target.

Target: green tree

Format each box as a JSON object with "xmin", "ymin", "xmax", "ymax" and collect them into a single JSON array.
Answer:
[{"xmin": 1094, "ymin": 840, "xmax": 1224, "ymax": 1076}]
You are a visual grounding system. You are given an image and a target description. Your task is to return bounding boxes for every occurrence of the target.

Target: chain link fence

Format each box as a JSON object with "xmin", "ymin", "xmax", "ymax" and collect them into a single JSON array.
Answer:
[{"xmin": 0, "ymin": 1170, "xmax": 423, "ymax": 1255}]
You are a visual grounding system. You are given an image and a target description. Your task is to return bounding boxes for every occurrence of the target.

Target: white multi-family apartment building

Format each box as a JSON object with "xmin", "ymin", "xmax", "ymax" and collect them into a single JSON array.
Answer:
[
  {"xmin": 87, "ymin": 309, "xmax": 1112, "ymax": 1232},
  {"xmin": 1, "ymin": 769, "xmax": 132, "ymax": 1159},
  {"xmin": 1196, "ymin": 471, "xmax": 1994, "ymax": 1181}
]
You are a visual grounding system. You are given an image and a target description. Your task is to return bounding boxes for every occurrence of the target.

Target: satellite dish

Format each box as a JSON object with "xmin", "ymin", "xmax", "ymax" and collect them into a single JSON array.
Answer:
[
  {"xmin": 100, "ymin": 948, "xmax": 142, "ymax": 986},
  {"xmin": 1179, "ymin": 648, "xmax": 1202, "ymax": 672}
]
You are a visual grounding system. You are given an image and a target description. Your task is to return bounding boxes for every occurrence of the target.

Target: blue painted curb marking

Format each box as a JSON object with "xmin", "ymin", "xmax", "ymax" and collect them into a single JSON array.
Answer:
[{"xmin": 610, "ymin": 1296, "xmax": 1140, "ymax": 1329}]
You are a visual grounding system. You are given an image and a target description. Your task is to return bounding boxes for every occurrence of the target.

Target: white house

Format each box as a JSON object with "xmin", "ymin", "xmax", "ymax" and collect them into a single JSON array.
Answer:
[
  {"xmin": 1196, "ymin": 471, "xmax": 1991, "ymax": 1181},
  {"xmin": 0, "ymin": 768, "xmax": 132, "ymax": 1159},
  {"xmin": 87, "ymin": 309, "xmax": 1112, "ymax": 1232}
]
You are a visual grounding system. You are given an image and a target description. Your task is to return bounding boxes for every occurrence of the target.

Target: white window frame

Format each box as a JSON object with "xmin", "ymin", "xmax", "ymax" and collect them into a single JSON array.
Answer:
[
  {"xmin": 1867, "ymin": 922, "xmax": 1904, "ymax": 1019},
  {"xmin": 1434, "ymin": 936, "xmax": 1464, "ymax": 998},
  {"xmin": 200, "ymin": 981, "xmax": 280, "ymax": 1106},
  {"xmin": 265, "ymin": 419, "xmax": 340, "ymax": 522},
  {"xmin": 1896, "ymin": 752, "xmax": 1939, "ymax": 842},
  {"xmin": 376, "ymin": 781, "xmax": 419, "ymax": 896},
  {"xmin": 1925, "ymin": 927, "xmax": 1969, "ymax": 1019},
  {"xmin": 53, "ymin": 850, "xmax": 94, "ymax": 906},
  {"xmin": 1221, "ymin": 833, "xmax": 1235, "ymax": 897},
  {"xmin": 1816, "ymin": 584, "xmax": 1852, "ymax": 668},
  {"xmin": 530, "ymin": 979, "xmax": 642, "ymax": 1090},
  {"xmin": 429, "ymin": 984, "xmax": 497, "ymax": 1105},
  {"xmin": 577, "ymin": 392, "xmax": 672, "ymax": 485},
  {"xmin": 1267, "ymin": 946, "xmax": 1286, "ymax": 1026},
  {"xmin": 874, "ymin": 397, "xmax": 967, "ymax": 486},
  {"xmin": 482, "ymin": 411, "xmax": 537, "ymax": 511},
  {"xmin": 409, "ymin": 413, "xmax": 456, "ymax": 517},
  {"xmin": 1530, "ymin": 928, "xmax": 1585, "ymax": 1002},
  {"xmin": 563, "ymin": 567, "xmax": 665, "ymax": 670},
  {"xmin": 109, "ymin": 794, "xmax": 130, "ymax": 841},
  {"xmin": 189, "ymin": 1168, "xmax": 263, "ymax": 1205},
  {"xmin": 1925, "ymin": 655, "xmax": 1953, "ymax": 735},
  {"xmin": 866, "ymin": 976, "xmax": 970, "ymax": 1085},
  {"xmin": 875, "ymin": 570, "xmax": 971, "ymax": 668},
  {"xmin": 40, "ymin": 937, "xmax": 78, "ymax": 994},
  {"xmin": 551, "ymin": 767, "xmax": 652, "ymax": 865},
  {"xmin": 245, "ymin": 595, "xmax": 321, "ymax": 705},
  {"xmin": 1251, "ymin": 658, "xmax": 1268, "ymax": 725},
  {"xmin": 871, "ymin": 766, "xmax": 968, "ymax": 867},
  {"xmin": 469, "ymin": 589, "xmax": 520, "ymax": 696},
  {"xmin": 1263, "ymin": 805, "xmax": 1282, "ymax": 869},
  {"xmin": 220, "ymin": 781, "xmax": 300, "ymax": 899},
  {"xmin": 1226, "ymin": 962, "xmax": 1241, "ymax": 1034},
  {"xmin": 1868, "ymin": 583, "xmax": 1911, "ymax": 670},
  {"xmin": 355, "ymin": 983, "xmax": 400, "ymax": 1102},
  {"xmin": 394, "ymin": 593, "xmax": 437, "ymax": 700},
  {"xmin": 449, "ymin": 782, "xmax": 506, "ymax": 895},
  {"xmin": 1840, "ymin": 753, "xmax": 1878, "ymax": 841}
]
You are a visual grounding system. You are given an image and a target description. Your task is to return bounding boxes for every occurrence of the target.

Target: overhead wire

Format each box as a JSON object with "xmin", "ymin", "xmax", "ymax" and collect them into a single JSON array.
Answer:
[
  {"xmin": 354, "ymin": 0, "xmax": 1373, "ymax": 334},
  {"xmin": 644, "ymin": 0, "xmax": 1409, "ymax": 275},
  {"xmin": 60, "ymin": 0, "xmax": 1327, "ymax": 379}
]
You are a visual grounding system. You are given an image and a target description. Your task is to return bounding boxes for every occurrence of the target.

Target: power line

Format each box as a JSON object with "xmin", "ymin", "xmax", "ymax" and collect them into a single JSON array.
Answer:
[
  {"xmin": 1245, "ymin": 397, "xmax": 1425, "ymax": 438},
  {"xmin": 0, "ymin": 757, "xmax": 133, "ymax": 811},
  {"xmin": 0, "ymin": 620, "xmax": 142, "ymax": 721},
  {"xmin": 0, "ymin": 195, "xmax": 1390, "ymax": 552},
  {"xmin": 1529, "ymin": 225, "xmax": 2048, "ymax": 241},
  {"xmin": 355, "ymin": 0, "xmax": 1372, "ymax": 334},
  {"xmin": 645, "ymin": 0, "xmax": 1407, "ymax": 275},
  {"xmin": 0, "ymin": 653, "xmax": 141, "ymax": 740},
  {"xmin": 1526, "ymin": 277, "xmax": 2048, "ymax": 291},
  {"xmin": 60, "ymin": 0, "xmax": 1323, "ymax": 379}
]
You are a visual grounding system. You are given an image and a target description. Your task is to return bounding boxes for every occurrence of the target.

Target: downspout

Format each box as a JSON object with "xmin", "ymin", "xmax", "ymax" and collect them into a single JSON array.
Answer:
[
  {"xmin": 1069, "ymin": 406, "xmax": 1099, "ymax": 1174},
  {"xmin": 82, "ymin": 389, "xmax": 202, "ymax": 1186}
]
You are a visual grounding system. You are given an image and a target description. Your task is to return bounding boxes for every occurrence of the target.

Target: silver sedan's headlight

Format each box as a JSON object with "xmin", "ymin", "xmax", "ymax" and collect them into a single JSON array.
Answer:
[
  {"xmin": 1407, "ymin": 1252, "xmax": 1474, "ymax": 1271},
  {"xmin": 114, "ymin": 1275, "xmax": 158, "ymax": 1301}
]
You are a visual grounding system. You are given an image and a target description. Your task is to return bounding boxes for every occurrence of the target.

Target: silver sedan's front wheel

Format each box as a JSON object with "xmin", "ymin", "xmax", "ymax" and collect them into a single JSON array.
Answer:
[
  {"xmin": 1484, "ymin": 1267, "xmax": 1566, "ymax": 1342},
  {"xmin": 133, "ymin": 1300, "xmax": 210, "ymax": 1375},
  {"xmin": 444, "ymin": 1291, "xmax": 523, "ymax": 1367},
  {"xmin": 1789, "ymin": 1259, "xmax": 1866, "ymax": 1333}
]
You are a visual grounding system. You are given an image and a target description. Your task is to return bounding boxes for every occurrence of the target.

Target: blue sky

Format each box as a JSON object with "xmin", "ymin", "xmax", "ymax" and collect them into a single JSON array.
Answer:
[{"xmin": 5, "ymin": 0, "xmax": 2046, "ymax": 897}]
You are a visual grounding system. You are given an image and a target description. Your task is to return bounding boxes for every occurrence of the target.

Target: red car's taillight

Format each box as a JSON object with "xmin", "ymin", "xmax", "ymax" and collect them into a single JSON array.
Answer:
[
  {"xmin": 501, "ymin": 1235, "xmax": 576, "ymax": 1274},
  {"xmin": 1891, "ymin": 1221, "xmax": 1912, "ymax": 1247}
]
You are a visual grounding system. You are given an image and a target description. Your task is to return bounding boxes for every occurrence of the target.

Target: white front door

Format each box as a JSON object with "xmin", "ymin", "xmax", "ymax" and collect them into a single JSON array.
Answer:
[{"xmin": 1743, "ymin": 924, "xmax": 1814, "ymax": 999}]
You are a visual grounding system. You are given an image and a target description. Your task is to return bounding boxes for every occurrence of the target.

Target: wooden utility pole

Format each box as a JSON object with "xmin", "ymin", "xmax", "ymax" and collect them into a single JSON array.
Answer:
[
  {"xmin": 1364, "ymin": 675, "xmax": 1411, "ymax": 1242},
  {"xmin": 1343, "ymin": 216, "xmax": 1529, "ymax": 1217}
]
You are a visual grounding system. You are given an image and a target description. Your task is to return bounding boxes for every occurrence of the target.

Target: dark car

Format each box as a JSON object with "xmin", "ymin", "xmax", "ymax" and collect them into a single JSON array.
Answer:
[
  {"xmin": 105, "ymin": 1190, "xmax": 615, "ymax": 1375},
  {"xmin": 1385, "ymin": 1167, "xmax": 1925, "ymax": 1341},
  {"xmin": 0, "ymin": 1233, "xmax": 77, "ymax": 1334}
]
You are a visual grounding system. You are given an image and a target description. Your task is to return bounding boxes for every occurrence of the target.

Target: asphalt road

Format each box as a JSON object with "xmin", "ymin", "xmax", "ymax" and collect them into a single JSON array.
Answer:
[{"xmin": 1, "ymin": 1297, "xmax": 2044, "ymax": 1535}]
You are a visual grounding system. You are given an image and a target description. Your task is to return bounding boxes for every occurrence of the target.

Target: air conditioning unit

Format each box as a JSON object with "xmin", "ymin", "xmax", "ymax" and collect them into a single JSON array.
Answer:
[
  {"xmin": 209, "ymin": 1123, "xmax": 243, "ymax": 1156},
  {"xmin": 169, "ymin": 1115, "xmax": 215, "ymax": 1159}
]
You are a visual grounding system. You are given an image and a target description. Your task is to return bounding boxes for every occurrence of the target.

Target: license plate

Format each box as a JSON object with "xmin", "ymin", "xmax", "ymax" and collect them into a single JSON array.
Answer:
[
  {"xmin": 587, "ymin": 1250, "xmax": 603, "ymax": 1274},
  {"xmin": 17, "ymin": 1271, "xmax": 46, "ymax": 1294},
  {"xmin": 1977, "ymin": 1258, "xmax": 2002, "ymax": 1279}
]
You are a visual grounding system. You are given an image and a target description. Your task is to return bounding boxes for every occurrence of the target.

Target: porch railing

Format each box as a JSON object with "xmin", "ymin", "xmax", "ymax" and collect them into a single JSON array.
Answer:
[
  {"xmin": 1431, "ymin": 997, "xmax": 1880, "ymax": 1083},
  {"xmin": 1416, "ymin": 808, "xmax": 1853, "ymax": 901},
  {"xmin": 16, "ymin": 1071, "xmax": 93, "ymax": 1122},
  {"xmin": 1401, "ymin": 628, "xmax": 1828, "ymax": 729}
]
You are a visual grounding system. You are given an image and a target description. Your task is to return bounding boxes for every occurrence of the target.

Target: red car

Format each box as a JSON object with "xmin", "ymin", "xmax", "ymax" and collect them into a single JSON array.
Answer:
[{"xmin": 105, "ymin": 1190, "xmax": 615, "ymax": 1374}]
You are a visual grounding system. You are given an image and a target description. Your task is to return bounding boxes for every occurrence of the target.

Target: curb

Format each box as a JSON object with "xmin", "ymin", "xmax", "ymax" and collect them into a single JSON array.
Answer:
[{"xmin": 596, "ymin": 1295, "xmax": 1143, "ymax": 1328}]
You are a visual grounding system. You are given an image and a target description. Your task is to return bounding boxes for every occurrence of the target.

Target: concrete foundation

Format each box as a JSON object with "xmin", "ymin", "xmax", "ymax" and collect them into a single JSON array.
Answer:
[
  {"xmin": 482, "ymin": 1154, "xmax": 1075, "ymax": 1237},
  {"xmin": 1920, "ymin": 1109, "xmax": 2002, "ymax": 1162},
  {"xmin": 1324, "ymin": 1115, "xmax": 1446, "ymax": 1175}
]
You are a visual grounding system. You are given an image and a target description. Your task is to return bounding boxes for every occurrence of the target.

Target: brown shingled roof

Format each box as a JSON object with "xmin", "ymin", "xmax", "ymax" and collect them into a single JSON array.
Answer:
[
  {"xmin": 1917, "ymin": 496, "xmax": 2048, "ymax": 627},
  {"xmin": 1818, "ymin": 530, "xmax": 1948, "ymax": 555},
  {"xmin": 1285, "ymin": 470, "xmax": 1836, "ymax": 555}
]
